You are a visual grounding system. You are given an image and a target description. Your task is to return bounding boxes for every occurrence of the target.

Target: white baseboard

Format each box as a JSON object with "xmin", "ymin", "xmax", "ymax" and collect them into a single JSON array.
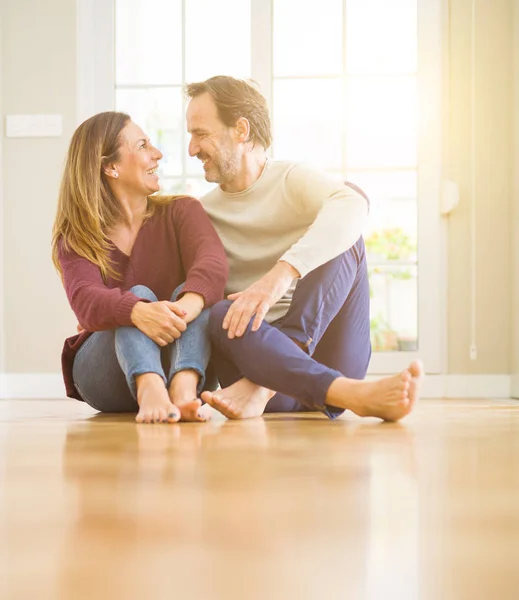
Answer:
[
  {"xmin": 0, "ymin": 372, "xmax": 514, "ymax": 400},
  {"xmin": 426, "ymin": 374, "xmax": 511, "ymax": 399},
  {"xmin": 366, "ymin": 374, "xmax": 512, "ymax": 399}
]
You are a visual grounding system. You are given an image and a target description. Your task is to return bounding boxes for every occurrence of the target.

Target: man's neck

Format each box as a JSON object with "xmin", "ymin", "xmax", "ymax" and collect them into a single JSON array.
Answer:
[{"xmin": 220, "ymin": 151, "xmax": 268, "ymax": 194}]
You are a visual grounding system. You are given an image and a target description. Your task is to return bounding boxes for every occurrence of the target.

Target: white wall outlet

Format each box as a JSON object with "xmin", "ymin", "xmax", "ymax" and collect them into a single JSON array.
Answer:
[{"xmin": 5, "ymin": 114, "xmax": 63, "ymax": 138}]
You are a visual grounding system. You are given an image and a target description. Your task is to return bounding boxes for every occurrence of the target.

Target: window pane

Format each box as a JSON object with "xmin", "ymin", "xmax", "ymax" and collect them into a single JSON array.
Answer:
[
  {"xmin": 369, "ymin": 265, "xmax": 418, "ymax": 352},
  {"xmin": 273, "ymin": 79, "xmax": 343, "ymax": 170},
  {"xmin": 349, "ymin": 171, "xmax": 417, "ymax": 262},
  {"xmin": 347, "ymin": 0, "xmax": 417, "ymax": 74},
  {"xmin": 273, "ymin": 0, "xmax": 343, "ymax": 76},
  {"xmin": 187, "ymin": 177, "xmax": 217, "ymax": 198},
  {"xmin": 185, "ymin": 0, "xmax": 251, "ymax": 81},
  {"xmin": 346, "ymin": 76, "xmax": 416, "ymax": 169},
  {"xmin": 116, "ymin": 0, "xmax": 182, "ymax": 85},
  {"xmin": 116, "ymin": 88, "xmax": 183, "ymax": 177},
  {"xmin": 160, "ymin": 177, "xmax": 216, "ymax": 198}
]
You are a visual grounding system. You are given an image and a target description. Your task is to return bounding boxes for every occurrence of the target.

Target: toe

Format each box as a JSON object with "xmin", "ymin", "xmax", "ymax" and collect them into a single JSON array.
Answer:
[
  {"xmin": 227, "ymin": 405, "xmax": 241, "ymax": 418},
  {"xmin": 140, "ymin": 412, "xmax": 151, "ymax": 424},
  {"xmin": 196, "ymin": 407, "xmax": 211, "ymax": 422},
  {"xmin": 158, "ymin": 407, "xmax": 169, "ymax": 423},
  {"xmin": 409, "ymin": 359, "xmax": 424, "ymax": 379},
  {"xmin": 201, "ymin": 391, "xmax": 215, "ymax": 407},
  {"xmin": 211, "ymin": 394, "xmax": 227, "ymax": 409},
  {"xmin": 167, "ymin": 408, "xmax": 180, "ymax": 423},
  {"xmin": 178, "ymin": 399, "xmax": 202, "ymax": 422}
]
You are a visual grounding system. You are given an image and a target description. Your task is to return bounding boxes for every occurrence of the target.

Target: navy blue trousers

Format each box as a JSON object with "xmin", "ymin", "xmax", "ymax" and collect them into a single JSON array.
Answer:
[{"xmin": 208, "ymin": 236, "xmax": 371, "ymax": 419}]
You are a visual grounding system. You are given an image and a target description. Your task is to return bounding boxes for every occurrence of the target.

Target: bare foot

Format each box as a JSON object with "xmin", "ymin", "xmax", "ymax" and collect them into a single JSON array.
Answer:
[
  {"xmin": 135, "ymin": 373, "xmax": 180, "ymax": 424},
  {"xmin": 406, "ymin": 359, "xmax": 424, "ymax": 412},
  {"xmin": 326, "ymin": 360, "xmax": 424, "ymax": 422},
  {"xmin": 169, "ymin": 370, "xmax": 209, "ymax": 422},
  {"xmin": 201, "ymin": 379, "xmax": 275, "ymax": 419}
]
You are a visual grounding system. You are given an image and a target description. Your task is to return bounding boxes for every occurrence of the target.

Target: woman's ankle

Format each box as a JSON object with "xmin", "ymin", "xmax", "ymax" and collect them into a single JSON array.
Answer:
[{"xmin": 169, "ymin": 369, "xmax": 200, "ymax": 401}]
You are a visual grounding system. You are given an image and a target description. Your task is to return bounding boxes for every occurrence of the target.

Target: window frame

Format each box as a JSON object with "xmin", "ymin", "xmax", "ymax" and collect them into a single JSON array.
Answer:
[{"xmin": 77, "ymin": 0, "xmax": 446, "ymax": 374}]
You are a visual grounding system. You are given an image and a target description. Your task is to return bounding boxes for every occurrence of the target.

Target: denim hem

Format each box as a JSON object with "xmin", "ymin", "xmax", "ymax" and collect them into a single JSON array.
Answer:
[
  {"xmin": 127, "ymin": 369, "xmax": 167, "ymax": 399},
  {"xmin": 167, "ymin": 365, "xmax": 206, "ymax": 395}
]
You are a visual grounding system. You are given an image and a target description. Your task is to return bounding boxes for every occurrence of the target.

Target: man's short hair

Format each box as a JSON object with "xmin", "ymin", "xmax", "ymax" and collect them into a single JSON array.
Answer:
[{"xmin": 185, "ymin": 75, "xmax": 272, "ymax": 150}]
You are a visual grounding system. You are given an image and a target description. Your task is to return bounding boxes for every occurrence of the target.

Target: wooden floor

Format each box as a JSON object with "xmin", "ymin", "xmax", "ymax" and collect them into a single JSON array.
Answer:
[{"xmin": 0, "ymin": 399, "xmax": 518, "ymax": 600}]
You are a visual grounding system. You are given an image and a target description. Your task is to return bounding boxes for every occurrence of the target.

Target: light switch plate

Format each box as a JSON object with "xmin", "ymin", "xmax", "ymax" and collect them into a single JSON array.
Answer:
[{"xmin": 5, "ymin": 114, "xmax": 63, "ymax": 138}]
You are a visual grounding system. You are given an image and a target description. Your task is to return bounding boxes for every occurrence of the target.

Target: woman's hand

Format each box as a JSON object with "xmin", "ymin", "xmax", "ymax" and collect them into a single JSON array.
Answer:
[
  {"xmin": 171, "ymin": 292, "xmax": 205, "ymax": 323},
  {"xmin": 131, "ymin": 301, "xmax": 187, "ymax": 346}
]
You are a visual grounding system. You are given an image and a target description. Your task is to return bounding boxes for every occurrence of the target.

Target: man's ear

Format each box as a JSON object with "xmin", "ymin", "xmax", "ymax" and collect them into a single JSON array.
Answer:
[{"xmin": 235, "ymin": 117, "xmax": 250, "ymax": 143}]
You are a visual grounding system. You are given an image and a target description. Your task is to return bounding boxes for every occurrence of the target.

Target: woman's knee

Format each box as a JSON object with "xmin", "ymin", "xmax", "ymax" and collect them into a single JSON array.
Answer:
[
  {"xmin": 170, "ymin": 283, "xmax": 185, "ymax": 302},
  {"xmin": 130, "ymin": 285, "xmax": 157, "ymax": 302}
]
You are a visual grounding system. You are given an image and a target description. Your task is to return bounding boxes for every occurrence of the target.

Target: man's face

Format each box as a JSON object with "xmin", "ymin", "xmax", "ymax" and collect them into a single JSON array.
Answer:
[{"xmin": 186, "ymin": 92, "xmax": 240, "ymax": 185}]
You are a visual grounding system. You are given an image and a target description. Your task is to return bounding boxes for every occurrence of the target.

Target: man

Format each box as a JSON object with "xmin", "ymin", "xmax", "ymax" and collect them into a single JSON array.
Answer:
[{"xmin": 185, "ymin": 75, "xmax": 423, "ymax": 421}]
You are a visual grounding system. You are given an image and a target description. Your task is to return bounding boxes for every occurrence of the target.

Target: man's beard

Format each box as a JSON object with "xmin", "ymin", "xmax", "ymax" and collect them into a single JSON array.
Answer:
[{"xmin": 199, "ymin": 150, "xmax": 239, "ymax": 184}]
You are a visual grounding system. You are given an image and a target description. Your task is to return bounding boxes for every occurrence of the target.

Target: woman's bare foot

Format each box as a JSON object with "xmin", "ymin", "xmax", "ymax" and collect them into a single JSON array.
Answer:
[
  {"xmin": 201, "ymin": 379, "xmax": 275, "ymax": 419},
  {"xmin": 135, "ymin": 373, "xmax": 180, "ymax": 424},
  {"xmin": 326, "ymin": 360, "xmax": 424, "ymax": 421},
  {"xmin": 168, "ymin": 370, "xmax": 209, "ymax": 422}
]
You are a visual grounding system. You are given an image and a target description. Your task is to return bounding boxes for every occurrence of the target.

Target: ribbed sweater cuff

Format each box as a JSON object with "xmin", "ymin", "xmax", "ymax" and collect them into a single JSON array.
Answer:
[
  {"xmin": 115, "ymin": 294, "xmax": 143, "ymax": 326},
  {"xmin": 181, "ymin": 280, "xmax": 221, "ymax": 308}
]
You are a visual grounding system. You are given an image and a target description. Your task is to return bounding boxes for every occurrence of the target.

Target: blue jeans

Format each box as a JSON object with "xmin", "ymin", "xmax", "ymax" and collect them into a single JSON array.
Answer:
[
  {"xmin": 72, "ymin": 285, "xmax": 212, "ymax": 412},
  {"xmin": 209, "ymin": 237, "xmax": 371, "ymax": 419}
]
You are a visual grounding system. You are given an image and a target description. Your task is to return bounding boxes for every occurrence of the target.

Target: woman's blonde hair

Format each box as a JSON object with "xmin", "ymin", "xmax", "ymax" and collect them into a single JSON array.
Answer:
[{"xmin": 51, "ymin": 111, "xmax": 174, "ymax": 280}]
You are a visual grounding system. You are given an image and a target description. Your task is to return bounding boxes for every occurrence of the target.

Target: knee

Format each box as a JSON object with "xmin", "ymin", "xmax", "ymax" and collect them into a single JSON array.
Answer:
[
  {"xmin": 208, "ymin": 300, "xmax": 233, "ymax": 338},
  {"xmin": 130, "ymin": 285, "xmax": 157, "ymax": 302},
  {"xmin": 170, "ymin": 283, "xmax": 185, "ymax": 302}
]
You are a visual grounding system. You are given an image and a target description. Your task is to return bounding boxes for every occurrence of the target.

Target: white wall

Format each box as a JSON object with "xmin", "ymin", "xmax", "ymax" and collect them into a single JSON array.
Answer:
[{"xmin": 1, "ymin": 0, "xmax": 78, "ymax": 377}]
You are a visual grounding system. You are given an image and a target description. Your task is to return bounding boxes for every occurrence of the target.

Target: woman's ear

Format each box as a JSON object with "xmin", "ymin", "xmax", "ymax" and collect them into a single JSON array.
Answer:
[{"xmin": 102, "ymin": 159, "xmax": 119, "ymax": 179}]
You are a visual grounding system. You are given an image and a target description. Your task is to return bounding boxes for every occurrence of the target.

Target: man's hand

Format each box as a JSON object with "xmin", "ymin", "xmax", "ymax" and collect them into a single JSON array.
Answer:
[
  {"xmin": 131, "ymin": 301, "xmax": 187, "ymax": 346},
  {"xmin": 223, "ymin": 261, "xmax": 300, "ymax": 338}
]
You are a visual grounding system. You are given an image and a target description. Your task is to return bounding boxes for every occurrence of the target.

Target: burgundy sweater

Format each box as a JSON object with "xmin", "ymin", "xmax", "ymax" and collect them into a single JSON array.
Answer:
[{"xmin": 58, "ymin": 196, "xmax": 229, "ymax": 400}]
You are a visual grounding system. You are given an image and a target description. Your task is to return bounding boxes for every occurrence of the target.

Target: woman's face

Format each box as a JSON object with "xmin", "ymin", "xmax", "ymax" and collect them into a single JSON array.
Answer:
[{"xmin": 113, "ymin": 120, "xmax": 163, "ymax": 196}]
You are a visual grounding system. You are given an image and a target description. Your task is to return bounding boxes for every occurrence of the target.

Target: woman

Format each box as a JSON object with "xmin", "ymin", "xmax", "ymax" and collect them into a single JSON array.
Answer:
[{"xmin": 52, "ymin": 112, "xmax": 228, "ymax": 424}]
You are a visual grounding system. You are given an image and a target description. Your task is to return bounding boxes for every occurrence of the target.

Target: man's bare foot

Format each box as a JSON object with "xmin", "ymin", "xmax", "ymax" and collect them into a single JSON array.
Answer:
[
  {"xmin": 168, "ymin": 370, "xmax": 209, "ymax": 422},
  {"xmin": 326, "ymin": 360, "xmax": 424, "ymax": 422},
  {"xmin": 135, "ymin": 373, "xmax": 180, "ymax": 424},
  {"xmin": 201, "ymin": 379, "xmax": 275, "ymax": 419},
  {"xmin": 406, "ymin": 360, "xmax": 424, "ymax": 412}
]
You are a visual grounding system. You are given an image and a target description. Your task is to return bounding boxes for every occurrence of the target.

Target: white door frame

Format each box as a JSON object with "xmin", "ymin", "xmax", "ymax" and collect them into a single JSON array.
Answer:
[
  {"xmin": 512, "ymin": 0, "xmax": 519, "ymax": 398},
  {"xmin": 0, "ymin": 3, "xmax": 6, "ymax": 375}
]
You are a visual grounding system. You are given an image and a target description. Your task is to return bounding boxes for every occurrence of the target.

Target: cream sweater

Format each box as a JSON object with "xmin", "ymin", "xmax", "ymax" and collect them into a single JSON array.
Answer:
[{"xmin": 201, "ymin": 160, "xmax": 369, "ymax": 322}]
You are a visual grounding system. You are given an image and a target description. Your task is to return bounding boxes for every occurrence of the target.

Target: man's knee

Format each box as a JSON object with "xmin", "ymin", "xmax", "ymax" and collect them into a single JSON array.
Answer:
[
  {"xmin": 130, "ymin": 285, "xmax": 157, "ymax": 302},
  {"xmin": 209, "ymin": 300, "xmax": 233, "ymax": 337}
]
